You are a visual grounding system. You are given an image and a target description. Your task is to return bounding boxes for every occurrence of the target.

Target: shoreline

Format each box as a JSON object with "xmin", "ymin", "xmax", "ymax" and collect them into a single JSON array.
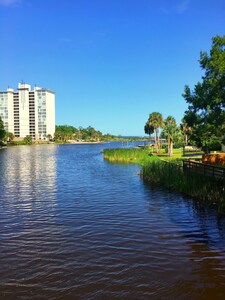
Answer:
[
  {"xmin": 66, "ymin": 140, "xmax": 103, "ymax": 145},
  {"xmin": 5, "ymin": 141, "xmax": 104, "ymax": 146}
]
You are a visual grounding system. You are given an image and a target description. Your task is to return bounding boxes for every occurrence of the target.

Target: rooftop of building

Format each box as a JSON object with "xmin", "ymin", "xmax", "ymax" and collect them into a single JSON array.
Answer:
[{"xmin": 0, "ymin": 83, "xmax": 55, "ymax": 94}]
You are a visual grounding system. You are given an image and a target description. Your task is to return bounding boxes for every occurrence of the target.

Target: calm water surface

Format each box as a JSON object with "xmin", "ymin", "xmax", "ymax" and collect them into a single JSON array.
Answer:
[{"xmin": 0, "ymin": 144, "xmax": 225, "ymax": 299}]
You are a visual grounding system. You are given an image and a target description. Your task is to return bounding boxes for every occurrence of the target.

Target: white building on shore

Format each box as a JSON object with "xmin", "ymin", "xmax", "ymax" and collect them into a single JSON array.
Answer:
[{"xmin": 0, "ymin": 83, "xmax": 55, "ymax": 139}]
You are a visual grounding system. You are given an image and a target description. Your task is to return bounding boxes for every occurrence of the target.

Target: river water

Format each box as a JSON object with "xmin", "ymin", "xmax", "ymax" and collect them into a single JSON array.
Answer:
[{"xmin": 0, "ymin": 144, "xmax": 225, "ymax": 299}]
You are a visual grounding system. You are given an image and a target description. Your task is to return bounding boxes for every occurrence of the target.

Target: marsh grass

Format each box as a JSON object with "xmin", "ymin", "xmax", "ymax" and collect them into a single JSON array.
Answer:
[
  {"xmin": 103, "ymin": 148, "xmax": 160, "ymax": 165},
  {"xmin": 141, "ymin": 160, "xmax": 225, "ymax": 208},
  {"xmin": 103, "ymin": 147, "xmax": 225, "ymax": 210},
  {"xmin": 103, "ymin": 147, "xmax": 198, "ymax": 164}
]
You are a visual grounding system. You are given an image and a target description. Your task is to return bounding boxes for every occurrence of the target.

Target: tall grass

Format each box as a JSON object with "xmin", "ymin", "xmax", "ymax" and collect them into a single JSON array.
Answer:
[
  {"xmin": 103, "ymin": 147, "xmax": 225, "ymax": 210},
  {"xmin": 141, "ymin": 160, "xmax": 225, "ymax": 208},
  {"xmin": 103, "ymin": 148, "xmax": 159, "ymax": 165}
]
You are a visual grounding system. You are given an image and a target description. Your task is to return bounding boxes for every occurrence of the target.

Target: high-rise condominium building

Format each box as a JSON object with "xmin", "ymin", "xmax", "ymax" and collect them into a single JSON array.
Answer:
[{"xmin": 0, "ymin": 83, "xmax": 55, "ymax": 139}]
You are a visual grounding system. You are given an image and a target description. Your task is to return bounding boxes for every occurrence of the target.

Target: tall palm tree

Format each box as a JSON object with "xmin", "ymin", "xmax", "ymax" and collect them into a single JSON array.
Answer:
[
  {"xmin": 180, "ymin": 118, "xmax": 192, "ymax": 145},
  {"xmin": 162, "ymin": 116, "xmax": 178, "ymax": 156},
  {"xmin": 146, "ymin": 112, "xmax": 164, "ymax": 152}
]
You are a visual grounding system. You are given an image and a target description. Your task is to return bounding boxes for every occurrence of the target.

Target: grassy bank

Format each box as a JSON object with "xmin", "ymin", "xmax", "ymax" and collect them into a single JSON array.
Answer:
[
  {"xmin": 7, "ymin": 141, "xmax": 54, "ymax": 146},
  {"xmin": 103, "ymin": 147, "xmax": 160, "ymax": 165},
  {"xmin": 103, "ymin": 147, "xmax": 185, "ymax": 164},
  {"xmin": 141, "ymin": 160, "xmax": 225, "ymax": 206},
  {"xmin": 103, "ymin": 147, "xmax": 225, "ymax": 210}
]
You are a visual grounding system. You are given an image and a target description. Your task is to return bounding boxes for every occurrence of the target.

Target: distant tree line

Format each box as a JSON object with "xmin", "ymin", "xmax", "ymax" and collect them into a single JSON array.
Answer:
[
  {"xmin": 54, "ymin": 125, "xmax": 115, "ymax": 142},
  {"xmin": 0, "ymin": 119, "xmax": 144, "ymax": 145}
]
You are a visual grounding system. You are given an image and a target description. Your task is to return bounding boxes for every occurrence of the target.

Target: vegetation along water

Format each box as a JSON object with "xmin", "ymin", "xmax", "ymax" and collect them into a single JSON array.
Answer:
[{"xmin": 103, "ymin": 146, "xmax": 225, "ymax": 210}]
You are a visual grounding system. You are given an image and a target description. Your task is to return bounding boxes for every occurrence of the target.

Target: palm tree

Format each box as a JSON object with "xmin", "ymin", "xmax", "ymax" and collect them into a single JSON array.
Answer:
[
  {"xmin": 145, "ymin": 112, "xmax": 164, "ymax": 152},
  {"xmin": 162, "ymin": 116, "xmax": 178, "ymax": 156},
  {"xmin": 180, "ymin": 118, "xmax": 192, "ymax": 145},
  {"xmin": 144, "ymin": 123, "xmax": 154, "ymax": 146}
]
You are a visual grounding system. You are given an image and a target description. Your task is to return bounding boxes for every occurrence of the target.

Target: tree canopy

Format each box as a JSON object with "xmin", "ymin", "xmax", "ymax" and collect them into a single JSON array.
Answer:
[
  {"xmin": 144, "ymin": 112, "xmax": 164, "ymax": 152},
  {"xmin": 54, "ymin": 125, "xmax": 104, "ymax": 142},
  {"xmin": 183, "ymin": 35, "xmax": 225, "ymax": 152},
  {"xmin": 161, "ymin": 116, "xmax": 180, "ymax": 156},
  {"xmin": 55, "ymin": 125, "xmax": 78, "ymax": 141},
  {"xmin": 23, "ymin": 135, "xmax": 32, "ymax": 144}
]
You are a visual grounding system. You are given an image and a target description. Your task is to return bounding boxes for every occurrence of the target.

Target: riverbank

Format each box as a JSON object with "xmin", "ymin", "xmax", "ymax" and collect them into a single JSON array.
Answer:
[
  {"xmin": 6, "ymin": 140, "xmax": 104, "ymax": 146},
  {"xmin": 103, "ymin": 147, "xmax": 184, "ymax": 164},
  {"xmin": 103, "ymin": 147, "xmax": 225, "ymax": 211},
  {"xmin": 102, "ymin": 147, "xmax": 159, "ymax": 164},
  {"xmin": 67, "ymin": 140, "xmax": 103, "ymax": 144},
  {"xmin": 142, "ymin": 160, "xmax": 225, "ymax": 207}
]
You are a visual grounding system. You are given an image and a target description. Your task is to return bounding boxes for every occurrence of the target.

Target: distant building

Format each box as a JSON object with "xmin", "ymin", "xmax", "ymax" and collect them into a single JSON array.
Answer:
[{"xmin": 0, "ymin": 83, "xmax": 55, "ymax": 139}]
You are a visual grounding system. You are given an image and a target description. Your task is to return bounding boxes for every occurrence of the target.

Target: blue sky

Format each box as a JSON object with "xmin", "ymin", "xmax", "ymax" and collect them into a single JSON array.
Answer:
[{"xmin": 0, "ymin": 0, "xmax": 225, "ymax": 136}]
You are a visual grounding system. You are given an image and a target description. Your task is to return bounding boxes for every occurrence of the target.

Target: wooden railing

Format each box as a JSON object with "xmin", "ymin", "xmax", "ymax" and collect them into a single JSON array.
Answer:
[{"xmin": 183, "ymin": 160, "xmax": 225, "ymax": 181}]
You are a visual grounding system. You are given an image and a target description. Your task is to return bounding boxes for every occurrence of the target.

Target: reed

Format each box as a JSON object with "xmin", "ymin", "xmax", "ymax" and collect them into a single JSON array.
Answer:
[
  {"xmin": 103, "ymin": 147, "xmax": 225, "ymax": 209},
  {"xmin": 141, "ymin": 160, "xmax": 225, "ymax": 207},
  {"xmin": 103, "ymin": 148, "xmax": 159, "ymax": 165}
]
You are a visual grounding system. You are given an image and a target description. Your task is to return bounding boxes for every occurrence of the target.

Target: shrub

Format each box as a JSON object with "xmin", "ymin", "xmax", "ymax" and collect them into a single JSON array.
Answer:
[{"xmin": 23, "ymin": 135, "xmax": 32, "ymax": 144}]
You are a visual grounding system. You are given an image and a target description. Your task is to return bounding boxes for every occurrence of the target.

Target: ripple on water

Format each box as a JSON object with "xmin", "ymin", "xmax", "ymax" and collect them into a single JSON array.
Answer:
[{"xmin": 1, "ymin": 144, "xmax": 225, "ymax": 299}]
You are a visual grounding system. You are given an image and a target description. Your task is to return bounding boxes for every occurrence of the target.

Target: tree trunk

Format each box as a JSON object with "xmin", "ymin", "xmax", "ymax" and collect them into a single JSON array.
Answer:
[
  {"xmin": 168, "ymin": 138, "xmax": 173, "ymax": 156},
  {"xmin": 170, "ymin": 139, "xmax": 173, "ymax": 156},
  {"xmin": 167, "ymin": 138, "xmax": 170, "ymax": 155},
  {"xmin": 185, "ymin": 134, "xmax": 188, "ymax": 145},
  {"xmin": 156, "ymin": 130, "xmax": 159, "ymax": 153},
  {"xmin": 154, "ymin": 129, "xmax": 158, "ymax": 153}
]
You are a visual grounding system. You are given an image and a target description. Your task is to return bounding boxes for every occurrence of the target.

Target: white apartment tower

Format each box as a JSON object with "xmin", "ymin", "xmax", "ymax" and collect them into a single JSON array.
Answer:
[{"xmin": 0, "ymin": 83, "xmax": 55, "ymax": 139}]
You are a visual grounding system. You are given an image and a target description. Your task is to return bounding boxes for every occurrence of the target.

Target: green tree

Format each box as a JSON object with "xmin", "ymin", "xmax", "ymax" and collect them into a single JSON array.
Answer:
[
  {"xmin": 145, "ymin": 112, "xmax": 164, "ymax": 152},
  {"xmin": 54, "ymin": 125, "xmax": 78, "ymax": 141},
  {"xmin": 183, "ymin": 35, "xmax": 225, "ymax": 152},
  {"xmin": 144, "ymin": 123, "xmax": 154, "ymax": 137},
  {"xmin": 161, "ymin": 116, "xmax": 179, "ymax": 156},
  {"xmin": 79, "ymin": 127, "xmax": 88, "ymax": 141},
  {"xmin": 180, "ymin": 118, "xmax": 191, "ymax": 145},
  {"xmin": 87, "ymin": 126, "xmax": 98, "ymax": 141},
  {"xmin": 23, "ymin": 135, "xmax": 32, "ymax": 144},
  {"xmin": 96, "ymin": 130, "xmax": 103, "ymax": 141},
  {"xmin": 4, "ymin": 131, "xmax": 14, "ymax": 142},
  {"xmin": 54, "ymin": 125, "xmax": 103, "ymax": 142},
  {"xmin": 0, "ymin": 117, "xmax": 6, "ymax": 144},
  {"xmin": 46, "ymin": 134, "xmax": 52, "ymax": 141},
  {"xmin": 102, "ymin": 133, "xmax": 115, "ymax": 141}
]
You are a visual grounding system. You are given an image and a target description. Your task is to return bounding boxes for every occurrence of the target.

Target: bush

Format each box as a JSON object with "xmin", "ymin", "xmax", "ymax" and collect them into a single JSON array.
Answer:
[
  {"xmin": 23, "ymin": 135, "xmax": 32, "ymax": 144},
  {"xmin": 141, "ymin": 160, "xmax": 225, "ymax": 209},
  {"xmin": 174, "ymin": 142, "xmax": 185, "ymax": 148}
]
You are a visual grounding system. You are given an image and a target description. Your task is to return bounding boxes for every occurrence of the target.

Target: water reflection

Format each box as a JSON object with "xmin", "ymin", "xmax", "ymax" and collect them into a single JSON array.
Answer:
[
  {"xmin": 143, "ymin": 183, "xmax": 225, "ymax": 299},
  {"xmin": 0, "ymin": 145, "xmax": 57, "ymax": 206},
  {"xmin": 0, "ymin": 145, "xmax": 57, "ymax": 238}
]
